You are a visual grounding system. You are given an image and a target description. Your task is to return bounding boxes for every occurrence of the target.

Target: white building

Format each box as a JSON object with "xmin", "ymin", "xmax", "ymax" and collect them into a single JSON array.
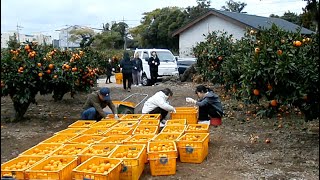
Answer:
[{"xmin": 1, "ymin": 32, "xmax": 52, "ymax": 48}]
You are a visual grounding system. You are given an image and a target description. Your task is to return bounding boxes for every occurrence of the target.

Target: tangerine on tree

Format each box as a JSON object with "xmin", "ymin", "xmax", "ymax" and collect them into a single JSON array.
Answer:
[
  {"xmin": 253, "ymin": 89, "xmax": 260, "ymax": 96},
  {"xmin": 270, "ymin": 100, "xmax": 277, "ymax": 107}
]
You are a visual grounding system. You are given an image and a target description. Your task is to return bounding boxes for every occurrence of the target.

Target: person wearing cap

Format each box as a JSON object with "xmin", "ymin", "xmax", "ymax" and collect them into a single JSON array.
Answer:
[
  {"xmin": 142, "ymin": 88, "xmax": 176, "ymax": 127},
  {"xmin": 186, "ymin": 85, "xmax": 223, "ymax": 124},
  {"xmin": 81, "ymin": 87, "xmax": 118, "ymax": 120}
]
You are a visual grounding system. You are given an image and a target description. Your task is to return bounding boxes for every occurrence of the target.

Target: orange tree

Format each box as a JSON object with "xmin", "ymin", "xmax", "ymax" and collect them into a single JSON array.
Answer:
[
  {"xmin": 1, "ymin": 42, "xmax": 99, "ymax": 121},
  {"xmin": 235, "ymin": 25, "xmax": 319, "ymax": 120}
]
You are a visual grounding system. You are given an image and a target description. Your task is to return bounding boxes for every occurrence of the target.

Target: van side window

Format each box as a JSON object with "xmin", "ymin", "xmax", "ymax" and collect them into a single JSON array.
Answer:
[{"xmin": 142, "ymin": 52, "xmax": 149, "ymax": 61}]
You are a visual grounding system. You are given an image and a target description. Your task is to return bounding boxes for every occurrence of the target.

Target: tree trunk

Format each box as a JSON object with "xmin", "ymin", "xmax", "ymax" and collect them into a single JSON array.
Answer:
[{"xmin": 12, "ymin": 99, "xmax": 32, "ymax": 122}]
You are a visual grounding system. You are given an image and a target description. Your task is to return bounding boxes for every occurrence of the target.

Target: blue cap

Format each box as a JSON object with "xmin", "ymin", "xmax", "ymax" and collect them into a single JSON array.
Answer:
[{"xmin": 100, "ymin": 87, "xmax": 110, "ymax": 101}]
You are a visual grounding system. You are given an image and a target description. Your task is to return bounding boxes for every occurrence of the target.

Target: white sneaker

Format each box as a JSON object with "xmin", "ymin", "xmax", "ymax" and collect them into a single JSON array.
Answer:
[
  {"xmin": 198, "ymin": 120, "xmax": 210, "ymax": 125},
  {"xmin": 160, "ymin": 121, "xmax": 165, "ymax": 128},
  {"xmin": 138, "ymin": 84, "xmax": 142, "ymax": 86}
]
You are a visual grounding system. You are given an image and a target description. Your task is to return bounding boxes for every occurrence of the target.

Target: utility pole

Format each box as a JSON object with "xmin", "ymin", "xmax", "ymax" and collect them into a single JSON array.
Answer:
[
  {"xmin": 16, "ymin": 23, "xmax": 23, "ymax": 43},
  {"xmin": 123, "ymin": 17, "xmax": 127, "ymax": 50}
]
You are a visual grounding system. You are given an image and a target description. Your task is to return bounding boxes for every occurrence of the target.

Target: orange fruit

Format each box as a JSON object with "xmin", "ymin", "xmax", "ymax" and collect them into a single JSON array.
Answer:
[
  {"xmin": 253, "ymin": 89, "xmax": 260, "ymax": 96},
  {"xmin": 267, "ymin": 84, "xmax": 272, "ymax": 90},
  {"xmin": 294, "ymin": 40, "xmax": 302, "ymax": 47},
  {"xmin": 48, "ymin": 64, "xmax": 54, "ymax": 70},
  {"xmin": 277, "ymin": 49, "xmax": 282, "ymax": 55},
  {"xmin": 254, "ymin": 48, "xmax": 260, "ymax": 53},
  {"xmin": 46, "ymin": 69, "xmax": 51, "ymax": 74},
  {"xmin": 270, "ymin": 100, "xmax": 277, "ymax": 107},
  {"xmin": 37, "ymin": 63, "xmax": 42, "ymax": 67},
  {"xmin": 38, "ymin": 72, "xmax": 43, "ymax": 77}
]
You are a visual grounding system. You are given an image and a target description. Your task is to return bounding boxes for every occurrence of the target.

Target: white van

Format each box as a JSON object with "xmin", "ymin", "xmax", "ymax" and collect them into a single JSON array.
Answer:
[{"xmin": 134, "ymin": 49, "xmax": 179, "ymax": 86}]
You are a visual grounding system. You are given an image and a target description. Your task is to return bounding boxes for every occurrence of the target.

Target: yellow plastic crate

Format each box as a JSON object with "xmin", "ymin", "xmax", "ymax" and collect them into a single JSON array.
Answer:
[
  {"xmin": 186, "ymin": 124, "xmax": 210, "ymax": 133},
  {"xmin": 171, "ymin": 110, "xmax": 198, "ymax": 124},
  {"xmin": 72, "ymin": 156, "xmax": 123, "ymax": 180},
  {"xmin": 133, "ymin": 125, "xmax": 159, "ymax": 135},
  {"xmin": 147, "ymin": 141, "xmax": 178, "ymax": 176},
  {"xmin": 40, "ymin": 134, "xmax": 78, "ymax": 144},
  {"xmin": 123, "ymin": 134, "xmax": 155, "ymax": 164},
  {"xmin": 116, "ymin": 79, "xmax": 123, "ymax": 84},
  {"xmin": 152, "ymin": 133, "xmax": 183, "ymax": 142},
  {"xmin": 54, "ymin": 128, "xmax": 86, "ymax": 136},
  {"xmin": 119, "ymin": 114, "xmax": 143, "ymax": 121},
  {"xmin": 68, "ymin": 120, "xmax": 97, "ymax": 128},
  {"xmin": 78, "ymin": 144, "xmax": 117, "ymax": 163},
  {"xmin": 115, "ymin": 73, "xmax": 123, "ymax": 80},
  {"xmin": 19, "ymin": 143, "xmax": 62, "ymax": 157},
  {"xmin": 161, "ymin": 125, "xmax": 186, "ymax": 134},
  {"xmin": 138, "ymin": 119, "xmax": 160, "ymax": 126},
  {"xmin": 67, "ymin": 135, "xmax": 105, "ymax": 145},
  {"xmin": 140, "ymin": 114, "xmax": 161, "ymax": 120},
  {"xmin": 165, "ymin": 119, "xmax": 187, "ymax": 125},
  {"xmin": 81, "ymin": 127, "xmax": 110, "ymax": 136},
  {"xmin": 104, "ymin": 127, "xmax": 133, "ymax": 136},
  {"xmin": 50, "ymin": 144, "xmax": 88, "ymax": 157},
  {"xmin": 91, "ymin": 120, "xmax": 119, "ymax": 128},
  {"xmin": 1, "ymin": 156, "xmax": 45, "ymax": 179},
  {"xmin": 99, "ymin": 135, "xmax": 132, "ymax": 144},
  {"xmin": 25, "ymin": 156, "xmax": 78, "ymax": 180},
  {"xmin": 175, "ymin": 107, "xmax": 198, "ymax": 111},
  {"xmin": 113, "ymin": 121, "xmax": 139, "ymax": 128},
  {"xmin": 108, "ymin": 144, "xmax": 146, "ymax": 180},
  {"xmin": 176, "ymin": 133, "xmax": 210, "ymax": 163}
]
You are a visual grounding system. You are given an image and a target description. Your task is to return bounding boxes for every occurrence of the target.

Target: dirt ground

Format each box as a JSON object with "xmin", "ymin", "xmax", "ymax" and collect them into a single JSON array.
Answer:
[{"xmin": 1, "ymin": 79, "xmax": 319, "ymax": 180}]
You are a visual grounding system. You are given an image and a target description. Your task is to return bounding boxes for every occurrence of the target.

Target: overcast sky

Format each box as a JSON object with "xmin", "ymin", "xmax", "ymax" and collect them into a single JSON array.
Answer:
[{"xmin": 1, "ymin": 0, "xmax": 307, "ymax": 39}]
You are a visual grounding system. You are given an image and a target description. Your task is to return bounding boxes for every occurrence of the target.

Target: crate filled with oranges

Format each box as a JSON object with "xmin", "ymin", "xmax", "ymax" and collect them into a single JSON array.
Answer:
[
  {"xmin": 68, "ymin": 120, "xmax": 96, "ymax": 128},
  {"xmin": 108, "ymin": 144, "xmax": 146, "ymax": 180},
  {"xmin": 165, "ymin": 119, "xmax": 187, "ymax": 125},
  {"xmin": 19, "ymin": 143, "xmax": 62, "ymax": 157},
  {"xmin": 119, "ymin": 114, "xmax": 143, "ymax": 121},
  {"xmin": 140, "ymin": 114, "xmax": 161, "ymax": 120},
  {"xmin": 1, "ymin": 156, "xmax": 45, "ymax": 179},
  {"xmin": 104, "ymin": 127, "xmax": 134, "ymax": 136},
  {"xmin": 54, "ymin": 128, "xmax": 86, "ymax": 136},
  {"xmin": 113, "ymin": 121, "xmax": 139, "ymax": 128},
  {"xmin": 133, "ymin": 125, "xmax": 159, "ymax": 135},
  {"xmin": 67, "ymin": 134, "xmax": 105, "ymax": 145},
  {"xmin": 25, "ymin": 156, "xmax": 78, "ymax": 180},
  {"xmin": 185, "ymin": 124, "xmax": 209, "ymax": 133},
  {"xmin": 99, "ymin": 134, "xmax": 131, "ymax": 144},
  {"xmin": 176, "ymin": 133, "xmax": 209, "ymax": 163},
  {"xmin": 138, "ymin": 119, "xmax": 160, "ymax": 127},
  {"xmin": 147, "ymin": 141, "xmax": 178, "ymax": 176},
  {"xmin": 152, "ymin": 133, "xmax": 183, "ymax": 142},
  {"xmin": 39, "ymin": 134, "xmax": 78, "ymax": 144},
  {"xmin": 78, "ymin": 144, "xmax": 117, "ymax": 163},
  {"xmin": 90, "ymin": 120, "xmax": 119, "ymax": 128},
  {"xmin": 72, "ymin": 156, "xmax": 123, "ymax": 180},
  {"xmin": 81, "ymin": 127, "xmax": 109, "ymax": 136},
  {"xmin": 160, "ymin": 125, "xmax": 186, "ymax": 134}
]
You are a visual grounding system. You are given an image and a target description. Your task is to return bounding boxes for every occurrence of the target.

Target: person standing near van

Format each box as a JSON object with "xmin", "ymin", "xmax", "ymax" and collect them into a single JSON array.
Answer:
[
  {"xmin": 120, "ymin": 51, "xmax": 133, "ymax": 92},
  {"xmin": 132, "ymin": 52, "xmax": 143, "ymax": 86},
  {"xmin": 105, "ymin": 58, "xmax": 113, "ymax": 84},
  {"xmin": 148, "ymin": 51, "xmax": 160, "ymax": 86}
]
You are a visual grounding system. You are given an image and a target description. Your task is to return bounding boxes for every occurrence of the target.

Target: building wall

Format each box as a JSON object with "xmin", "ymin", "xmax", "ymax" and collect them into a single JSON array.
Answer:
[
  {"xmin": 178, "ymin": 15, "xmax": 245, "ymax": 58},
  {"xmin": 1, "ymin": 32, "xmax": 52, "ymax": 48},
  {"xmin": 58, "ymin": 26, "xmax": 82, "ymax": 49}
]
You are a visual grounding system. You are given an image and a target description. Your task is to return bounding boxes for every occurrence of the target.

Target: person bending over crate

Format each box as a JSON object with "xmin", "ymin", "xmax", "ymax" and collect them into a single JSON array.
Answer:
[
  {"xmin": 186, "ymin": 85, "xmax": 223, "ymax": 125},
  {"xmin": 81, "ymin": 87, "xmax": 119, "ymax": 121},
  {"xmin": 142, "ymin": 88, "xmax": 176, "ymax": 127}
]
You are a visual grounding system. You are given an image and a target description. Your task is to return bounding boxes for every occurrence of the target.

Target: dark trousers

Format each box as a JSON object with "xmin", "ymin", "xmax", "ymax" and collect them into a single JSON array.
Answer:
[
  {"xmin": 148, "ymin": 107, "xmax": 168, "ymax": 121},
  {"xmin": 122, "ymin": 72, "xmax": 132, "ymax": 90},
  {"xmin": 150, "ymin": 71, "xmax": 158, "ymax": 85},
  {"xmin": 198, "ymin": 106, "xmax": 221, "ymax": 121},
  {"xmin": 105, "ymin": 75, "xmax": 111, "ymax": 83}
]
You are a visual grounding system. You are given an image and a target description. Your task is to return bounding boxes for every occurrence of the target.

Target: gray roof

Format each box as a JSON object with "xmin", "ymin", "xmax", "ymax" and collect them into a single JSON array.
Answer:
[
  {"xmin": 172, "ymin": 9, "xmax": 314, "ymax": 36},
  {"xmin": 215, "ymin": 9, "xmax": 314, "ymax": 34}
]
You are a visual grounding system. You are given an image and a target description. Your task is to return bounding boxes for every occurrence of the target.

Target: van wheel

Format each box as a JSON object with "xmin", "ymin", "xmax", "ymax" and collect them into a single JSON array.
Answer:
[{"xmin": 141, "ymin": 74, "xmax": 150, "ymax": 86}]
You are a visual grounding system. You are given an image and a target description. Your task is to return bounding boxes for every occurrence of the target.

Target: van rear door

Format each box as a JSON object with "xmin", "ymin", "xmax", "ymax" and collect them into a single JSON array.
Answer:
[{"xmin": 156, "ymin": 51, "xmax": 178, "ymax": 76}]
